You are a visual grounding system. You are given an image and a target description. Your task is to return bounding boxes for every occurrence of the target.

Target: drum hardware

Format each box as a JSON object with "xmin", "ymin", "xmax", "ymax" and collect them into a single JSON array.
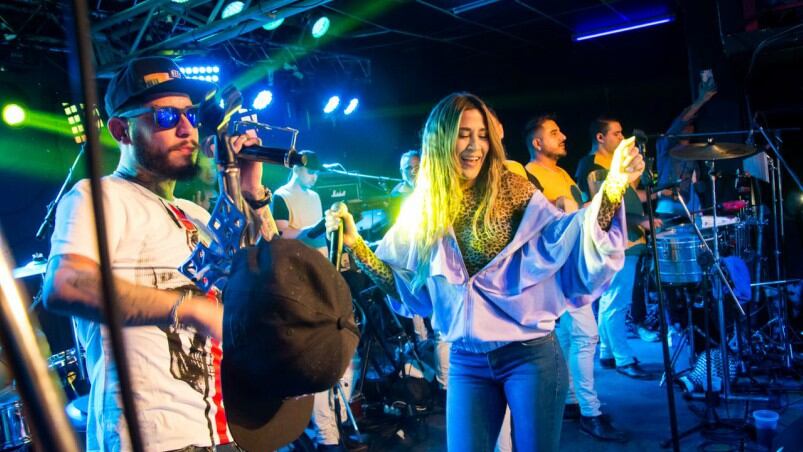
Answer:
[
  {"xmin": 11, "ymin": 255, "xmax": 47, "ymax": 280},
  {"xmin": 669, "ymin": 141, "xmax": 757, "ymax": 161},
  {"xmin": 1, "ymin": 392, "xmax": 31, "ymax": 451},
  {"xmin": 658, "ymin": 155, "xmax": 749, "ymax": 448},
  {"xmin": 750, "ymin": 279, "xmax": 801, "ymax": 287}
]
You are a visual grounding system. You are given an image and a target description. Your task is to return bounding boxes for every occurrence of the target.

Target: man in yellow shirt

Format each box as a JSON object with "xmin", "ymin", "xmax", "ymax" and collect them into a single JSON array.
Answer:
[{"xmin": 522, "ymin": 115, "xmax": 627, "ymax": 442}]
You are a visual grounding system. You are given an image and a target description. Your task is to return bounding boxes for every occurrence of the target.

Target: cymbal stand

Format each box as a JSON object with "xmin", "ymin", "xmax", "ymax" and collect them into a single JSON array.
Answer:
[
  {"xmin": 767, "ymin": 154, "xmax": 794, "ymax": 368},
  {"xmin": 659, "ymin": 287, "xmax": 709, "ymax": 387},
  {"xmin": 676, "ymin": 168, "xmax": 746, "ymax": 388},
  {"xmin": 755, "ymin": 122, "xmax": 801, "ymax": 366}
]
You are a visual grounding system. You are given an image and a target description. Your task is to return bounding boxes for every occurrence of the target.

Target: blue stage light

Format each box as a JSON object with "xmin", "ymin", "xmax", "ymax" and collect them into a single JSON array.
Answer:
[
  {"xmin": 323, "ymin": 96, "xmax": 340, "ymax": 113},
  {"xmin": 311, "ymin": 16, "xmax": 330, "ymax": 39},
  {"xmin": 574, "ymin": 16, "xmax": 673, "ymax": 42},
  {"xmin": 179, "ymin": 65, "xmax": 221, "ymax": 83},
  {"xmin": 252, "ymin": 90, "xmax": 273, "ymax": 110},
  {"xmin": 262, "ymin": 18, "xmax": 284, "ymax": 31},
  {"xmin": 343, "ymin": 98, "xmax": 359, "ymax": 115},
  {"xmin": 222, "ymin": 1, "xmax": 244, "ymax": 19}
]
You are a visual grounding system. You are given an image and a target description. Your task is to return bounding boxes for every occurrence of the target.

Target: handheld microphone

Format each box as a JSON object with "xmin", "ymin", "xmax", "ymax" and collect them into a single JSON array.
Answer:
[
  {"xmin": 328, "ymin": 202, "xmax": 346, "ymax": 271},
  {"xmin": 237, "ymin": 145, "xmax": 307, "ymax": 168}
]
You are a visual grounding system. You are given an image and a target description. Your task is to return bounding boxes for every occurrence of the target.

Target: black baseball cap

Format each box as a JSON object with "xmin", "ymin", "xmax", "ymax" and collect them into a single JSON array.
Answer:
[
  {"xmin": 104, "ymin": 56, "xmax": 216, "ymax": 117},
  {"xmin": 222, "ymin": 239, "xmax": 359, "ymax": 451},
  {"xmin": 298, "ymin": 150, "xmax": 321, "ymax": 171}
]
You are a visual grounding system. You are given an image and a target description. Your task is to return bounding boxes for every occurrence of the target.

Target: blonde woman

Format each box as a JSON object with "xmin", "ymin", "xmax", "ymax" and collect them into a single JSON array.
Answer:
[{"xmin": 326, "ymin": 92, "xmax": 643, "ymax": 451}]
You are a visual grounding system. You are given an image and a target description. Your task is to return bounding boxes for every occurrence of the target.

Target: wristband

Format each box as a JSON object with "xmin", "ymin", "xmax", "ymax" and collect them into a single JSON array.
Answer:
[
  {"xmin": 243, "ymin": 186, "xmax": 272, "ymax": 210},
  {"xmin": 602, "ymin": 173, "xmax": 628, "ymax": 204}
]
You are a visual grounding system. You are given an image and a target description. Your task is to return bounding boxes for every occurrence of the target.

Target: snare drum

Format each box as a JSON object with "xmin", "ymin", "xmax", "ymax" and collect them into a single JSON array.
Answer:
[
  {"xmin": 0, "ymin": 393, "xmax": 30, "ymax": 451},
  {"xmin": 655, "ymin": 228, "xmax": 709, "ymax": 285}
]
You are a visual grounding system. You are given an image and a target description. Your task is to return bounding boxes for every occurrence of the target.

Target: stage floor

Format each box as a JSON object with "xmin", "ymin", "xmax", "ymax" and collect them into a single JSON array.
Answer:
[{"xmin": 355, "ymin": 335, "xmax": 803, "ymax": 452}]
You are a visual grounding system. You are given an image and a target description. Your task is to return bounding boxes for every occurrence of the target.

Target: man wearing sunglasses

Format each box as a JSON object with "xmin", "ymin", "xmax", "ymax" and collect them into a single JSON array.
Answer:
[{"xmin": 43, "ymin": 56, "xmax": 271, "ymax": 451}]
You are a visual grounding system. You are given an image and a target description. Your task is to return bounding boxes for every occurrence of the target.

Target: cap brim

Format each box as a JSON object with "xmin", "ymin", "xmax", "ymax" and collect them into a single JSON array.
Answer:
[
  {"xmin": 222, "ymin": 356, "xmax": 314, "ymax": 451},
  {"xmin": 228, "ymin": 395, "xmax": 313, "ymax": 452}
]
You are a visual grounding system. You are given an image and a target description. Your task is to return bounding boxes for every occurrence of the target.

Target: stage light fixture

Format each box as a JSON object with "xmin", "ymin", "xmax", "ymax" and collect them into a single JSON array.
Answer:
[
  {"xmin": 252, "ymin": 90, "xmax": 273, "ymax": 110},
  {"xmin": 61, "ymin": 102, "xmax": 103, "ymax": 144},
  {"xmin": 171, "ymin": 0, "xmax": 189, "ymax": 3},
  {"xmin": 574, "ymin": 16, "xmax": 674, "ymax": 42},
  {"xmin": 222, "ymin": 1, "xmax": 245, "ymax": 19},
  {"xmin": 180, "ymin": 65, "xmax": 221, "ymax": 83},
  {"xmin": 311, "ymin": 16, "xmax": 330, "ymax": 39},
  {"xmin": 323, "ymin": 96, "xmax": 340, "ymax": 114},
  {"xmin": 2, "ymin": 103, "xmax": 25, "ymax": 126},
  {"xmin": 262, "ymin": 18, "xmax": 284, "ymax": 31},
  {"xmin": 343, "ymin": 98, "xmax": 359, "ymax": 115}
]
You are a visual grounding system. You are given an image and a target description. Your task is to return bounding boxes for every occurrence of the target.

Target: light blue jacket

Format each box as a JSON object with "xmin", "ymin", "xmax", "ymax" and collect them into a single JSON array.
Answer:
[{"xmin": 375, "ymin": 190, "xmax": 626, "ymax": 352}]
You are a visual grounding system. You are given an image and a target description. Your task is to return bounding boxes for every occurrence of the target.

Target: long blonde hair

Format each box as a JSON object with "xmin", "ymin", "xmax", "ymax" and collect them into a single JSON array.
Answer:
[{"xmin": 396, "ymin": 92, "xmax": 506, "ymax": 289}]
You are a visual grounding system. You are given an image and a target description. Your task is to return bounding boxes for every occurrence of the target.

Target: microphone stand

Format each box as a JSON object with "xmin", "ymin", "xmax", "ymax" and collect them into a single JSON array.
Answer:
[
  {"xmin": 324, "ymin": 166, "xmax": 402, "ymax": 185},
  {"xmin": 641, "ymin": 147, "xmax": 681, "ymax": 452},
  {"xmin": 35, "ymin": 144, "xmax": 89, "ymax": 382},
  {"xmin": 36, "ymin": 144, "xmax": 85, "ymax": 241}
]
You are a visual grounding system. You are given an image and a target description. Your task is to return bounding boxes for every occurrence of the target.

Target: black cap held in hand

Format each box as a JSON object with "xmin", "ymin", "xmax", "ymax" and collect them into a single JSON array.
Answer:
[{"xmin": 222, "ymin": 239, "xmax": 358, "ymax": 451}]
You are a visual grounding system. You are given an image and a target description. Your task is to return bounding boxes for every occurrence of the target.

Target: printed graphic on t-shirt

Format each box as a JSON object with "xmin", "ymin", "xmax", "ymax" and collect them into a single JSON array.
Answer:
[{"xmin": 164, "ymin": 326, "xmax": 212, "ymax": 394}]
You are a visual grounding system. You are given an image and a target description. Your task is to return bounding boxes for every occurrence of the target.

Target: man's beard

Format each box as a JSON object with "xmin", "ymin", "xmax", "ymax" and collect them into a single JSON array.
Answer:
[
  {"xmin": 542, "ymin": 145, "xmax": 566, "ymax": 161},
  {"xmin": 133, "ymin": 135, "xmax": 200, "ymax": 181}
]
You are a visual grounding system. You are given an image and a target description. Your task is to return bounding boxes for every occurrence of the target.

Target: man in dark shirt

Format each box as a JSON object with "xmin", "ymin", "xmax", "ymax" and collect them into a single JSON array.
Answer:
[{"xmin": 576, "ymin": 116, "xmax": 658, "ymax": 379}]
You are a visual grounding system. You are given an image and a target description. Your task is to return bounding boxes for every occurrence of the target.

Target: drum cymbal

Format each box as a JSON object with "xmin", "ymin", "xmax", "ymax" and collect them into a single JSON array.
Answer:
[{"xmin": 669, "ymin": 142, "xmax": 756, "ymax": 161}]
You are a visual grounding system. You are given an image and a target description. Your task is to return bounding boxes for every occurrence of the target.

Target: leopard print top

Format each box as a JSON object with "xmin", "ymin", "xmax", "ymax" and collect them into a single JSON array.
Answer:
[
  {"xmin": 454, "ymin": 171, "xmax": 534, "ymax": 276},
  {"xmin": 349, "ymin": 170, "xmax": 621, "ymax": 295}
]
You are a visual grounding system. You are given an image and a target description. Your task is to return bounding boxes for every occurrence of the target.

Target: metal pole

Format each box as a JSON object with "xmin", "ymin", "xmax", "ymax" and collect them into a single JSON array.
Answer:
[
  {"xmin": 0, "ymin": 228, "xmax": 79, "ymax": 452},
  {"xmin": 707, "ymin": 161, "xmax": 731, "ymax": 397},
  {"xmin": 644, "ymin": 183, "xmax": 680, "ymax": 452},
  {"xmin": 67, "ymin": 0, "xmax": 145, "ymax": 449}
]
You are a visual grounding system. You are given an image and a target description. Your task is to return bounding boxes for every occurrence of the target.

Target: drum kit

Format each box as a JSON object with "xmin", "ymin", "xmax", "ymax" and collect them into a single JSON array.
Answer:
[{"xmin": 645, "ymin": 139, "xmax": 800, "ymax": 397}]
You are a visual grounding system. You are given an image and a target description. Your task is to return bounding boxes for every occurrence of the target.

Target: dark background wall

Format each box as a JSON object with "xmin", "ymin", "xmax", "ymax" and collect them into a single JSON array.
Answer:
[{"xmin": 1, "ymin": 0, "xmax": 801, "ymax": 277}]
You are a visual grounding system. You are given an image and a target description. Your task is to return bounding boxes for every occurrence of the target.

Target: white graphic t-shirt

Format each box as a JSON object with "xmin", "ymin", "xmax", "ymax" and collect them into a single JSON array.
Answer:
[{"xmin": 49, "ymin": 175, "xmax": 231, "ymax": 452}]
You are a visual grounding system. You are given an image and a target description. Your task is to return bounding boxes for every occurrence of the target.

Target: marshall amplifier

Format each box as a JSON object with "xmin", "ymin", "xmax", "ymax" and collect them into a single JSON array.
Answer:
[{"xmin": 317, "ymin": 182, "xmax": 362, "ymax": 208}]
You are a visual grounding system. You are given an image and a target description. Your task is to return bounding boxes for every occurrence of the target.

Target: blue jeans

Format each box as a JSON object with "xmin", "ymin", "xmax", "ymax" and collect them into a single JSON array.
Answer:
[{"xmin": 448, "ymin": 333, "xmax": 569, "ymax": 452}]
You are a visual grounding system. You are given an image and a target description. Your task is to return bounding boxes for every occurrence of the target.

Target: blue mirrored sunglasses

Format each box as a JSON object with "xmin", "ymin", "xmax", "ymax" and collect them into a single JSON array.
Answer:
[{"xmin": 119, "ymin": 105, "xmax": 201, "ymax": 130}]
